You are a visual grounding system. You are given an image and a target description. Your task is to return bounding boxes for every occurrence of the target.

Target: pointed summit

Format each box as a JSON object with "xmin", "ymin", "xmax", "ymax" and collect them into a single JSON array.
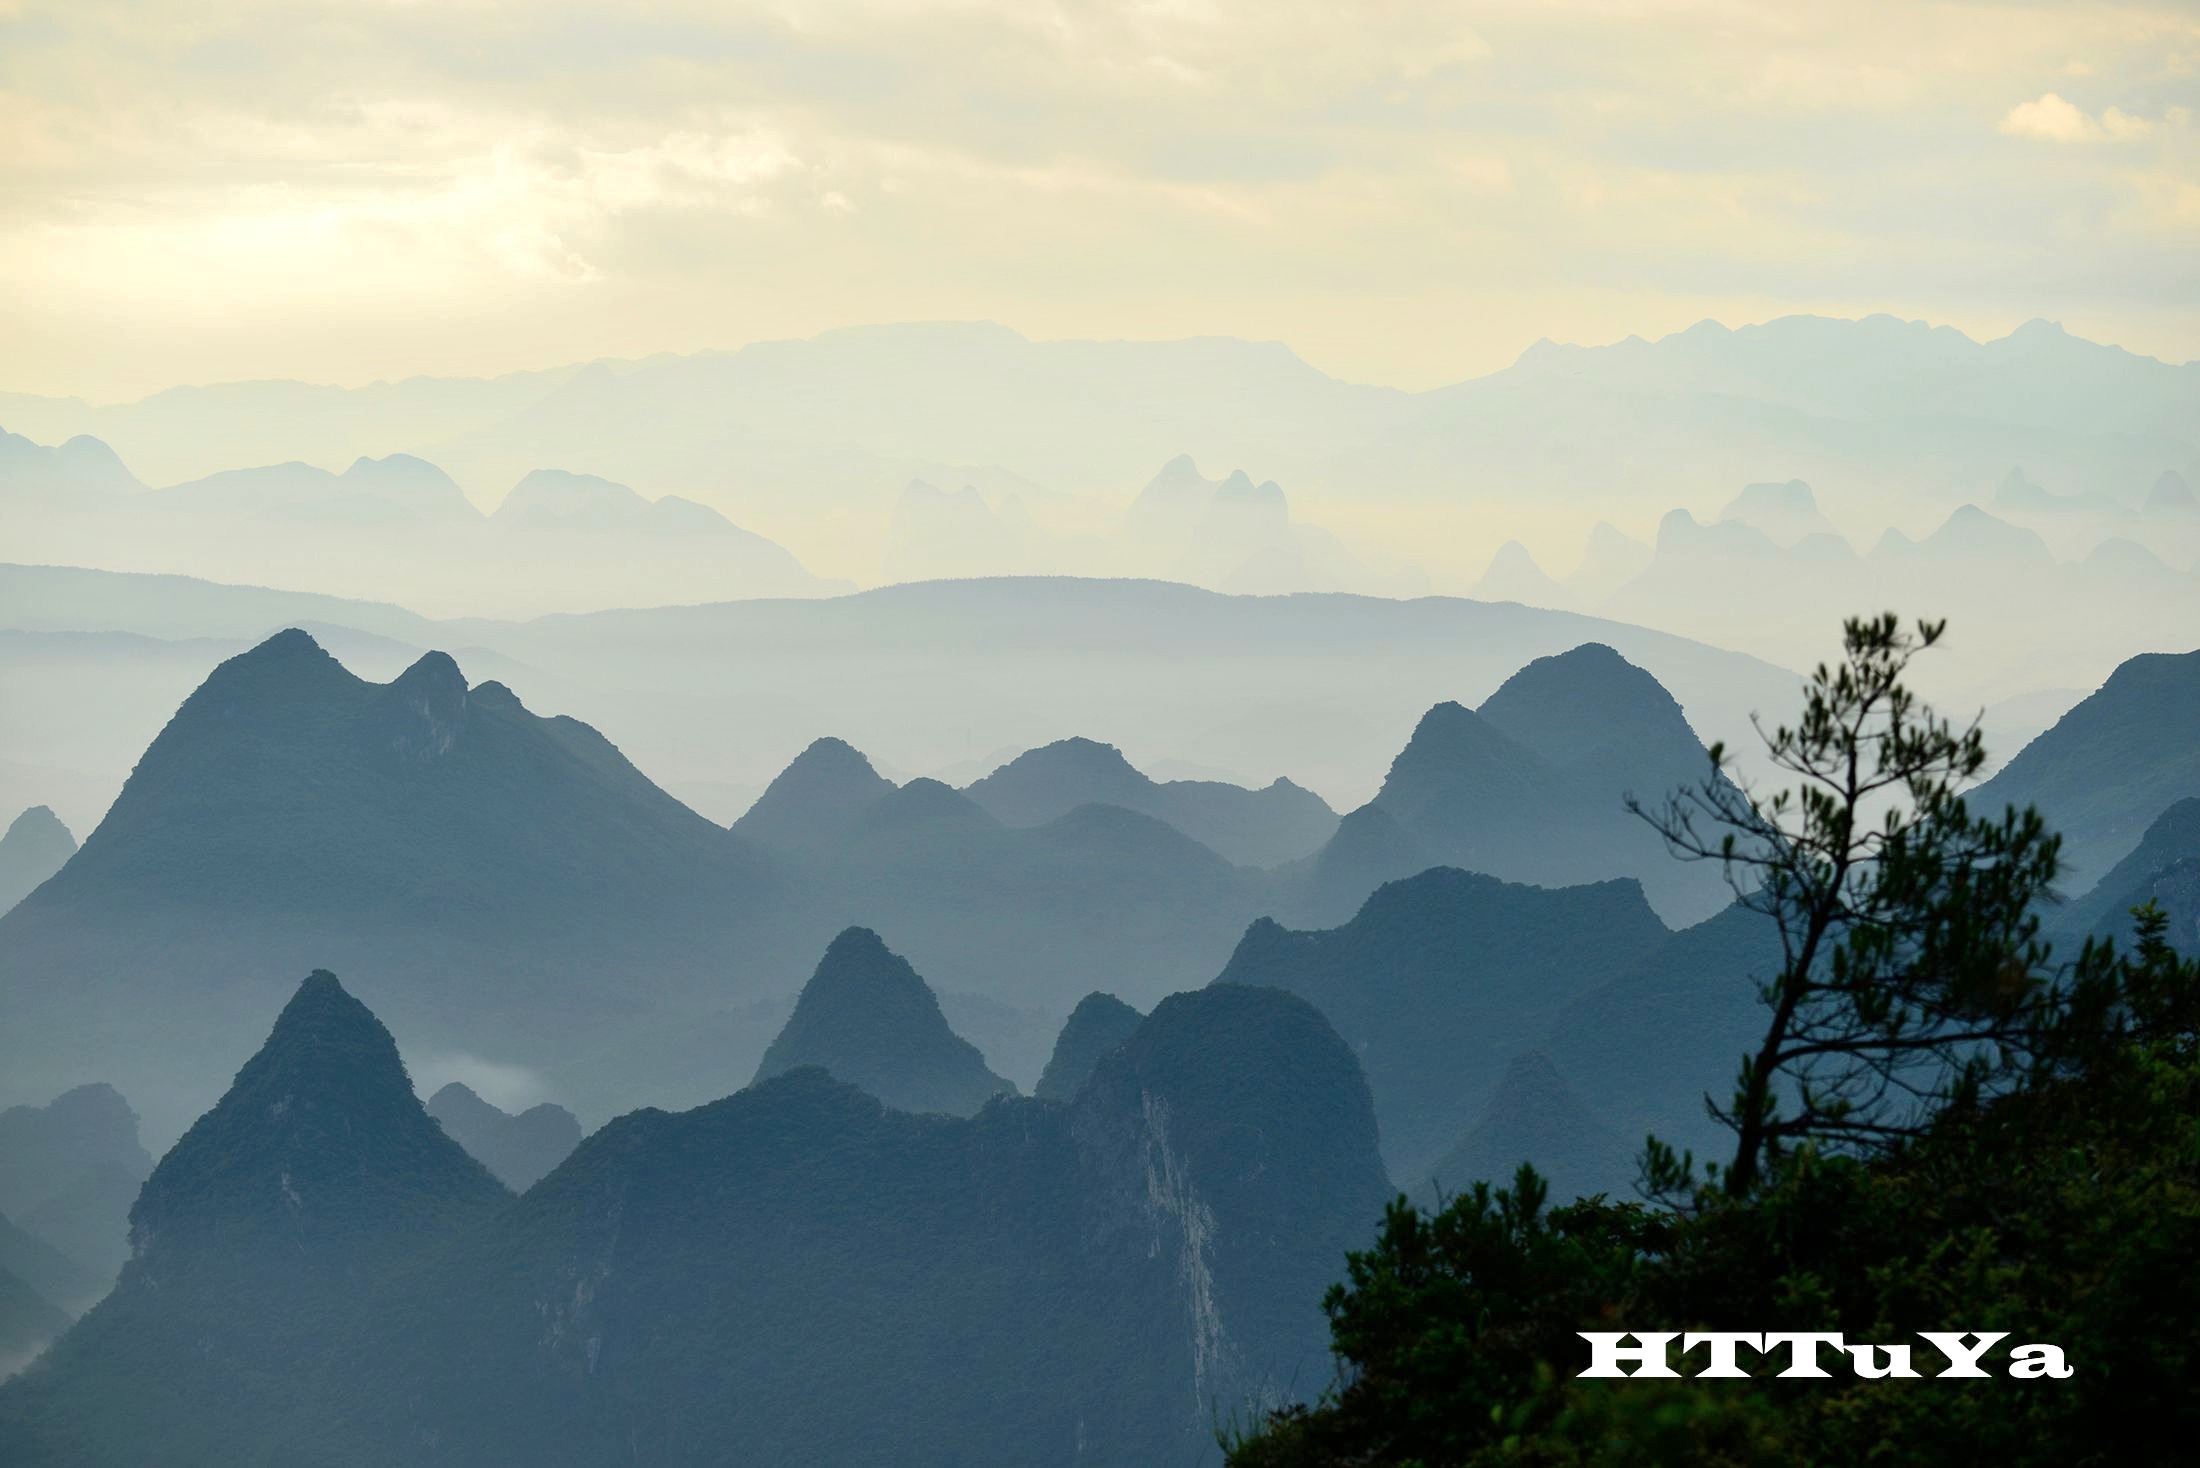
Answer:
[
  {"xmin": 1472, "ymin": 539, "xmax": 1567, "ymax": 607},
  {"xmin": 0, "ymin": 806, "xmax": 75, "ymax": 916},
  {"xmin": 0, "ymin": 974, "xmax": 507, "ymax": 1464},
  {"xmin": 732, "ymin": 737, "xmax": 896, "ymax": 853},
  {"xmin": 1033, "ymin": 992, "xmax": 1144, "ymax": 1102},
  {"xmin": 134, "ymin": 971, "xmax": 505, "ymax": 1259},
  {"xmin": 754, "ymin": 929, "xmax": 1015, "ymax": 1116}
]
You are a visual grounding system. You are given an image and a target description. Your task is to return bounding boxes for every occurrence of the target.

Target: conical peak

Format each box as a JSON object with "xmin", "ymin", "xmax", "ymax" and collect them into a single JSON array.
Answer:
[
  {"xmin": 269, "ymin": 968, "xmax": 381, "ymax": 1045},
  {"xmin": 3, "ymin": 804, "xmax": 74, "ymax": 852}
]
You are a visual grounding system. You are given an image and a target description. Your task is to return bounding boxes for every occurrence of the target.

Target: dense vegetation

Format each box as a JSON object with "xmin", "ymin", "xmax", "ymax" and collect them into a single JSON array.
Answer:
[{"xmin": 1228, "ymin": 619, "xmax": 2200, "ymax": 1466}]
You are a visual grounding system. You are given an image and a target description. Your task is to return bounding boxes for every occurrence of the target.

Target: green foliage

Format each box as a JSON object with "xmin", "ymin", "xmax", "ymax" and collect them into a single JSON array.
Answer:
[
  {"xmin": 1633, "ymin": 614, "xmax": 2082, "ymax": 1195},
  {"xmin": 1232, "ymin": 615, "xmax": 2200, "ymax": 1467}
]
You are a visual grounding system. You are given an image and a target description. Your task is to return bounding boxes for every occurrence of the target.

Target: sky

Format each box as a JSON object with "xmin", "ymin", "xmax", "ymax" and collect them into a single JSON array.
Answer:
[{"xmin": 2, "ymin": 0, "xmax": 2197, "ymax": 401}]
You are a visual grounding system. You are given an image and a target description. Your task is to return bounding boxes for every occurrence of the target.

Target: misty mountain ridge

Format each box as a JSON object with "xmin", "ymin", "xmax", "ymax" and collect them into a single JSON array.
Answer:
[
  {"xmin": 0, "ymin": 626, "xmax": 795, "ymax": 1138},
  {"xmin": 0, "ymin": 435, "xmax": 841, "ymax": 617},
  {"xmin": 1306, "ymin": 641, "xmax": 1736, "ymax": 926},
  {"xmin": 1218, "ymin": 865, "xmax": 1672, "ymax": 1176},
  {"xmin": 0, "ymin": 1083, "xmax": 152, "ymax": 1292},
  {"xmin": 425, "ymin": 1082, "xmax": 584, "ymax": 1192},
  {"xmin": 0, "ymin": 974, "xmax": 1390, "ymax": 1466},
  {"xmin": 964, "ymin": 734, "xmax": 1339, "ymax": 867},
  {"xmin": 1973, "ymin": 647, "xmax": 2200, "ymax": 886},
  {"xmin": 1420, "ymin": 1051, "xmax": 1636, "ymax": 1206}
]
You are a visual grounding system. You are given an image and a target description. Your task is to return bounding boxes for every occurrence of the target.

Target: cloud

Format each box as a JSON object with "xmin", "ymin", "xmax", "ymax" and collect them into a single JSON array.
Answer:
[
  {"xmin": 3, "ymin": 1, "xmax": 2199, "ymax": 396},
  {"xmin": 2000, "ymin": 91, "xmax": 2153, "ymax": 143}
]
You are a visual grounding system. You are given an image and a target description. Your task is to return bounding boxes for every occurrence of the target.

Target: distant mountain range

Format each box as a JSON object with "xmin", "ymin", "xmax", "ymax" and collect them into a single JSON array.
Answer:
[
  {"xmin": 3, "ymin": 313, "xmax": 2193, "ymax": 633},
  {"xmin": 0, "ymin": 972, "xmax": 1390, "ymax": 1466},
  {"xmin": 0, "ymin": 615, "xmax": 1784, "ymax": 1143},
  {"xmin": 0, "ymin": 433, "xmax": 839, "ymax": 618},
  {"xmin": 0, "ymin": 563, "xmax": 1803, "ymax": 837},
  {"xmin": 2, "ymin": 315, "xmax": 2190, "ymax": 521},
  {"xmin": 1478, "ymin": 488, "xmax": 2200, "ymax": 702}
]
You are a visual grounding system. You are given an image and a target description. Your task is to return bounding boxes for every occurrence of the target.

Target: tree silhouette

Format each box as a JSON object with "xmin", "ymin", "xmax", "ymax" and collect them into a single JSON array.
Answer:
[{"xmin": 1630, "ymin": 613, "xmax": 2070, "ymax": 1197}]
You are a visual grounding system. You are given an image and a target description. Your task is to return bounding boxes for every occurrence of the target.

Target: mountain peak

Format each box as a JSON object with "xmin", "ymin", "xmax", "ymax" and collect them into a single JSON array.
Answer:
[
  {"xmin": 0, "ymin": 803, "xmax": 77, "ymax": 914},
  {"xmin": 127, "ymin": 968, "xmax": 506, "ymax": 1268},
  {"xmin": 733, "ymin": 737, "xmax": 896, "ymax": 851},
  {"xmin": 1034, "ymin": 991, "xmax": 1145, "ymax": 1102},
  {"xmin": 753, "ymin": 928, "xmax": 1015, "ymax": 1116},
  {"xmin": 963, "ymin": 737, "xmax": 1148, "ymax": 825},
  {"xmin": 1476, "ymin": 642, "xmax": 1696, "ymax": 767}
]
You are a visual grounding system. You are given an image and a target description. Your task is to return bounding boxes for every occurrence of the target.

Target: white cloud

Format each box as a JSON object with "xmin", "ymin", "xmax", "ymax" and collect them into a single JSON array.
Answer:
[{"xmin": 2000, "ymin": 91, "xmax": 2153, "ymax": 143}]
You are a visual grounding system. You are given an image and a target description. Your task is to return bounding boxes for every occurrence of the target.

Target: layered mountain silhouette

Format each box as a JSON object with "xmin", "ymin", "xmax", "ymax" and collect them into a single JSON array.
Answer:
[
  {"xmin": 0, "ymin": 629, "xmax": 787, "ymax": 1137},
  {"xmin": 964, "ymin": 736, "xmax": 1338, "ymax": 867},
  {"xmin": 754, "ymin": 928, "xmax": 1015, "ymax": 1116},
  {"xmin": 0, "ymin": 1210, "xmax": 102, "ymax": 1320},
  {"xmin": 425, "ymin": 1083, "xmax": 584, "ymax": 1192},
  {"xmin": 1974, "ymin": 648, "xmax": 2200, "ymax": 885},
  {"xmin": 1544, "ymin": 900, "xmax": 1784, "ymax": 1165},
  {"xmin": 0, "ymin": 564, "xmax": 1806, "ymax": 863},
  {"xmin": 1292, "ymin": 643, "xmax": 1734, "ymax": 926},
  {"xmin": 1715, "ymin": 478, "xmax": 1839, "ymax": 545},
  {"xmin": 0, "ymin": 1084, "xmax": 152, "ymax": 1289},
  {"xmin": 1217, "ymin": 867, "xmax": 1671, "ymax": 1176},
  {"xmin": 1, "ymin": 975, "xmax": 1388, "ymax": 1465},
  {"xmin": 1598, "ymin": 496, "xmax": 2197, "ymax": 700},
  {"xmin": 727, "ymin": 743, "xmax": 1273, "ymax": 1012},
  {"xmin": 1420, "ymin": 1051, "xmax": 1636, "ymax": 1206},
  {"xmin": 0, "ymin": 1261, "xmax": 66, "ymax": 1375},
  {"xmin": 0, "ymin": 808, "xmax": 73, "ymax": 918},
  {"xmin": 150, "ymin": 453, "xmax": 475, "ymax": 523},
  {"xmin": 2053, "ymin": 797, "xmax": 2200, "ymax": 957},
  {"xmin": 0, "ymin": 431, "xmax": 838, "ymax": 618},
  {"xmin": 1033, "ymin": 991, "xmax": 1144, "ymax": 1102},
  {"xmin": 0, "ymin": 971, "xmax": 509, "ymax": 1465}
]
